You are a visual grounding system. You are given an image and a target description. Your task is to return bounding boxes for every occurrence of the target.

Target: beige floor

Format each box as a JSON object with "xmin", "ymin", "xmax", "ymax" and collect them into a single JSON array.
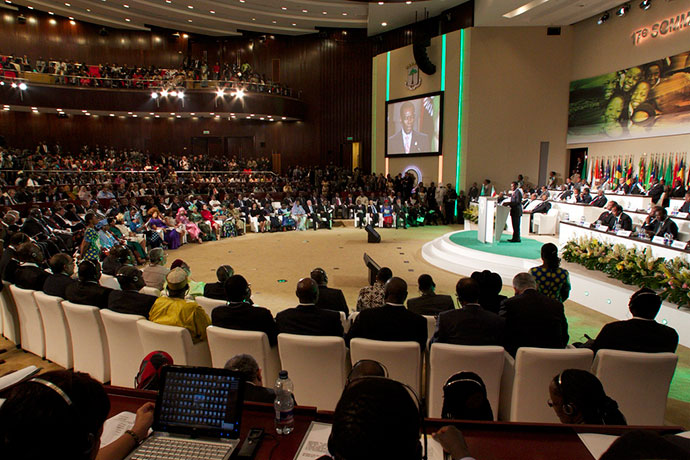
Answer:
[{"xmin": 1, "ymin": 222, "xmax": 688, "ymax": 426}]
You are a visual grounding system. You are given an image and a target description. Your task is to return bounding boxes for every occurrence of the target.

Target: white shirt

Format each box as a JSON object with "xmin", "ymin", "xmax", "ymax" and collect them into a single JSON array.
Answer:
[{"xmin": 402, "ymin": 130, "xmax": 412, "ymax": 153}]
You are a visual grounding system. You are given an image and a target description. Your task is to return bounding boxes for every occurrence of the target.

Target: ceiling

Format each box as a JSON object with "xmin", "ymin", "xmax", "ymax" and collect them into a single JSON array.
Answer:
[{"xmin": 3, "ymin": 0, "xmax": 630, "ymax": 37}]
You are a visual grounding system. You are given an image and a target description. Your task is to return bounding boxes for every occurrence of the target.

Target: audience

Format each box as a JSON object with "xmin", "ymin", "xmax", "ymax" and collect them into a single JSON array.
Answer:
[
  {"xmin": 500, "ymin": 272, "xmax": 569, "ymax": 356},
  {"xmin": 42, "ymin": 252, "xmax": 77, "ymax": 298},
  {"xmin": 346, "ymin": 359, "xmax": 388, "ymax": 385},
  {"xmin": 472, "ymin": 270, "xmax": 506, "ymax": 315},
  {"xmin": 275, "ymin": 277, "xmax": 344, "ymax": 337},
  {"xmin": 64, "ymin": 259, "xmax": 113, "ymax": 309},
  {"xmin": 148, "ymin": 267, "xmax": 210, "ymax": 343},
  {"xmin": 548, "ymin": 369, "xmax": 626, "ymax": 425},
  {"xmin": 529, "ymin": 243, "xmax": 571, "ymax": 303},
  {"xmin": 311, "ymin": 267, "xmax": 349, "ymax": 315},
  {"xmin": 356, "ymin": 267, "xmax": 392, "ymax": 311},
  {"xmin": 102, "ymin": 245, "xmax": 134, "ymax": 276},
  {"xmin": 142, "ymin": 248, "xmax": 169, "ymax": 291},
  {"xmin": 211, "ymin": 274, "xmax": 278, "ymax": 346},
  {"xmin": 10, "ymin": 242, "xmax": 48, "ymax": 291},
  {"xmin": 406, "ymin": 274, "xmax": 454, "ymax": 316},
  {"xmin": 432, "ymin": 277, "xmax": 505, "ymax": 346},
  {"xmin": 107, "ymin": 266, "xmax": 156, "ymax": 317},
  {"xmin": 203, "ymin": 265, "xmax": 234, "ymax": 300},
  {"xmin": 0, "ymin": 232, "xmax": 29, "ymax": 281},
  {"xmin": 347, "ymin": 277, "xmax": 427, "ymax": 351}
]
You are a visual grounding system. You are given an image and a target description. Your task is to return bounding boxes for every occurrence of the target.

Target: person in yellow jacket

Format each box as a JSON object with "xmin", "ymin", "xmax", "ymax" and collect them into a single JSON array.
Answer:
[{"xmin": 148, "ymin": 267, "xmax": 210, "ymax": 343}]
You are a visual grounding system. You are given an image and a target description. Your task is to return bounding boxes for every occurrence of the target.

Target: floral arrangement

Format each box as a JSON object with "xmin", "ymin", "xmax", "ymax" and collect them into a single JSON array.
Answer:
[
  {"xmin": 562, "ymin": 236, "xmax": 690, "ymax": 308},
  {"xmin": 463, "ymin": 207, "xmax": 479, "ymax": 224}
]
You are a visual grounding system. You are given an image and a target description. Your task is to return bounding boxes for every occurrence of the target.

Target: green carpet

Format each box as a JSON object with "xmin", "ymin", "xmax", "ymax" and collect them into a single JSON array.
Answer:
[{"xmin": 449, "ymin": 230, "xmax": 542, "ymax": 260}]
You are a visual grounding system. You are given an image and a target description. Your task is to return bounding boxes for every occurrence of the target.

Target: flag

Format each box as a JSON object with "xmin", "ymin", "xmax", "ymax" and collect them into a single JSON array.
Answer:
[
  {"xmin": 677, "ymin": 157, "xmax": 685, "ymax": 185},
  {"xmin": 665, "ymin": 155, "xmax": 674, "ymax": 185},
  {"xmin": 639, "ymin": 157, "xmax": 645, "ymax": 186},
  {"xmin": 582, "ymin": 155, "xmax": 588, "ymax": 183}
]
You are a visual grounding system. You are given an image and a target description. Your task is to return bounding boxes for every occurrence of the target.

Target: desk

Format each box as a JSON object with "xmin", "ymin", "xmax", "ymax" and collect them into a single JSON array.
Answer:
[
  {"xmin": 107, "ymin": 386, "xmax": 683, "ymax": 460},
  {"xmin": 604, "ymin": 193, "xmax": 652, "ymax": 212}
]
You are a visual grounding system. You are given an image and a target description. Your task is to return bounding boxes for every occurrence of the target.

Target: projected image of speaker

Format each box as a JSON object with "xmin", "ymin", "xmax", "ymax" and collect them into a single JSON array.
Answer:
[{"xmin": 365, "ymin": 224, "xmax": 381, "ymax": 243}]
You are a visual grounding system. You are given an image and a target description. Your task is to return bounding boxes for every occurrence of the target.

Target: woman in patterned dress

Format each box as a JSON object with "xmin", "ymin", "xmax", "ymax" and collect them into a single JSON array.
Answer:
[
  {"xmin": 79, "ymin": 212, "xmax": 101, "ymax": 263},
  {"xmin": 529, "ymin": 243, "xmax": 571, "ymax": 302}
]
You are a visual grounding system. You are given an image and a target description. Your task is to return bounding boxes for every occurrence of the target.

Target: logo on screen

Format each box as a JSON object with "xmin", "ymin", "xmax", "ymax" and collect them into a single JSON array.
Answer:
[{"xmin": 405, "ymin": 63, "xmax": 422, "ymax": 90}]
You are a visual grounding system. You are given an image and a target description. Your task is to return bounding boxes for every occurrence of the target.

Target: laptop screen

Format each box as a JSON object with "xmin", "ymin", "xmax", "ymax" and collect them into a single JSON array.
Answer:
[{"xmin": 154, "ymin": 366, "xmax": 245, "ymax": 439}]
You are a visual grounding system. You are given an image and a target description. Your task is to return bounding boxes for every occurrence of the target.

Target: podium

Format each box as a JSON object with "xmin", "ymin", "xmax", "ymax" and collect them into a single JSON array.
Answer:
[{"xmin": 477, "ymin": 196, "xmax": 510, "ymax": 244}]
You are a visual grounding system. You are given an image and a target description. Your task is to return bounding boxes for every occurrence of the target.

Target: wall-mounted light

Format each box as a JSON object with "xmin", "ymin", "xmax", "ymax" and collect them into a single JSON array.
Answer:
[
  {"xmin": 615, "ymin": 3, "xmax": 630, "ymax": 16},
  {"xmin": 597, "ymin": 11, "xmax": 609, "ymax": 24},
  {"xmin": 640, "ymin": 0, "xmax": 651, "ymax": 10}
]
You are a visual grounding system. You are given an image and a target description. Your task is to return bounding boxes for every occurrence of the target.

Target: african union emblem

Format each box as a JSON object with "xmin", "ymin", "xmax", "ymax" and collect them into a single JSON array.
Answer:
[{"xmin": 405, "ymin": 63, "xmax": 422, "ymax": 90}]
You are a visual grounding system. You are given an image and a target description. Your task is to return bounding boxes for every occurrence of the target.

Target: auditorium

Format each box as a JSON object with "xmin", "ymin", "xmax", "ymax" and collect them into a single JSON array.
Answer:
[{"xmin": 1, "ymin": 0, "xmax": 690, "ymax": 458}]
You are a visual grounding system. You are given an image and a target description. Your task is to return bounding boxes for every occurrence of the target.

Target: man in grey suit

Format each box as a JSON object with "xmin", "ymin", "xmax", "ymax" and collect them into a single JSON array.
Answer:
[
  {"xmin": 406, "ymin": 274, "xmax": 454, "ymax": 316},
  {"xmin": 388, "ymin": 101, "xmax": 430, "ymax": 154}
]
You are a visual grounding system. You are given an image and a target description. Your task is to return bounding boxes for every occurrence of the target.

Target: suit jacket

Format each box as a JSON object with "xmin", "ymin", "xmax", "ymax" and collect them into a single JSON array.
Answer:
[
  {"xmin": 680, "ymin": 201, "xmax": 690, "ymax": 213},
  {"xmin": 598, "ymin": 211, "xmax": 615, "ymax": 228},
  {"xmin": 244, "ymin": 383, "xmax": 277, "ymax": 404},
  {"xmin": 275, "ymin": 304, "xmax": 343, "ymax": 337},
  {"xmin": 648, "ymin": 183, "xmax": 664, "ymax": 203},
  {"xmin": 65, "ymin": 281, "xmax": 113, "ymax": 309},
  {"xmin": 591, "ymin": 318, "xmax": 678, "ymax": 354},
  {"xmin": 531, "ymin": 201, "xmax": 551, "ymax": 214},
  {"xmin": 12, "ymin": 265, "xmax": 49, "ymax": 291},
  {"xmin": 107, "ymin": 290, "xmax": 157, "ymax": 318},
  {"xmin": 203, "ymin": 282, "xmax": 226, "ymax": 301},
  {"xmin": 406, "ymin": 293, "xmax": 454, "ymax": 316},
  {"xmin": 316, "ymin": 285, "xmax": 349, "ymax": 316},
  {"xmin": 652, "ymin": 218, "xmax": 679, "ymax": 239},
  {"xmin": 20, "ymin": 218, "xmax": 49, "ymax": 238},
  {"xmin": 610, "ymin": 213, "xmax": 633, "ymax": 231},
  {"xmin": 499, "ymin": 289, "xmax": 569, "ymax": 356},
  {"xmin": 212, "ymin": 301, "xmax": 279, "ymax": 346},
  {"xmin": 42, "ymin": 273, "xmax": 77, "ymax": 299},
  {"xmin": 0, "ymin": 247, "xmax": 17, "ymax": 281},
  {"xmin": 590, "ymin": 195, "xmax": 608, "ymax": 207},
  {"xmin": 346, "ymin": 304, "xmax": 427, "ymax": 351},
  {"xmin": 387, "ymin": 130, "xmax": 430, "ymax": 154},
  {"xmin": 508, "ymin": 189, "xmax": 523, "ymax": 216},
  {"xmin": 432, "ymin": 304, "xmax": 505, "ymax": 346}
]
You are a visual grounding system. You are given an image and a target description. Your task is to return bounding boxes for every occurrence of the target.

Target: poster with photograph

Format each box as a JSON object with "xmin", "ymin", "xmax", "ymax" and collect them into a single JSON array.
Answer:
[{"xmin": 567, "ymin": 50, "xmax": 690, "ymax": 144}]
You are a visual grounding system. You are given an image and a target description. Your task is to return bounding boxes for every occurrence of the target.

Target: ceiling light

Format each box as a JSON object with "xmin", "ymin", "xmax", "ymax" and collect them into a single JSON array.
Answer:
[
  {"xmin": 48, "ymin": 11, "xmax": 53, "ymax": 14},
  {"xmin": 69, "ymin": 20, "xmax": 76, "ymax": 25},
  {"xmin": 11, "ymin": 82, "xmax": 17, "ymax": 88},
  {"xmin": 125, "ymin": 18, "xmax": 131, "ymax": 21},
  {"xmin": 151, "ymin": 91, "xmax": 159, "ymax": 99},
  {"xmin": 639, "ymin": 0, "xmax": 651, "ymax": 10},
  {"xmin": 502, "ymin": 0, "xmax": 550, "ymax": 19},
  {"xmin": 272, "ymin": 20, "xmax": 277, "ymax": 23},
  {"xmin": 109, "ymin": 113, "xmax": 114, "ymax": 116},
  {"xmin": 190, "ymin": 112, "xmax": 195, "ymax": 115},
  {"xmin": 302, "ymin": 9, "xmax": 307, "ymax": 12},
  {"xmin": 182, "ymin": 33, "xmax": 188, "ymax": 38},
  {"xmin": 378, "ymin": 1, "xmax": 384, "ymax": 4},
  {"xmin": 342, "ymin": 12, "xmax": 347, "ymax": 15},
  {"xmin": 27, "ymin": 5, "xmax": 33, "ymax": 9},
  {"xmin": 31, "ymin": 107, "xmax": 37, "ymax": 110},
  {"xmin": 128, "ymin": 111, "xmax": 133, "ymax": 114},
  {"xmin": 381, "ymin": 22, "xmax": 387, "ymax": 26},
  {"xmin": 292, "ymin": 23, "xmax": 296, "ymax": 26},
  {"xmin": 282, "ymin": 117, "xmax": 286, "ymax": 120},
  {"xmin": 239, "ymin": 0, "xmax": 245, "ymax": 2},
  {"xmin": 597, "ymin": 11, "xmax": 609, "ymax": 24},
  {"xmin": 616, "ymin": 3, "xmax": 630, "ymax": 16},
  {"xmin": 251, "ymin": 17, "xmax": 256, "ymax": 20},
  {"xmin": 176, "ymin": 115, "xmax": 181, "ymax": 118},
  {"xmin": 64, "ymin": 2, "xmax": 70, "ymax": 5},
  {"xmin": 161, "ymin": 89, "xmax": 169, "ymax": 97},
  {"xmin": 187, "ymin": 4, "xmax": 192, "ymax": 8},
  {"xmin": 209, "ymin": 10, "xmax": 215, "ymax": 13},
  {"xmin": 123, "ymin": 4, "xmax": 129, "ymax": 7},
  {"xmin": 281, "ymin": 6, "xmax": 287, "ymax": 10},
  {"xmin": 18, "ymin": 82, "xmax": 27, "ymax": 90},
  {"xmin": 322, "ymin": 11, "xmax": 327, "ymax": 14},
  {"xmin": 187, "ymin": 19, "xmax": 192, "ymax": 22},
  {"xmin": 132, "ymin": 114, "xmax": 137, "ymax": 117},
  {"xmin": 85, "ymin": 112, "xmax": 91, "ymax": 116},
  {"xmin": 82, "ymin": 109, "xmax": 88, "ymax": 113},
  {"xmin": 405, "ymin": 1, "xmax": 411, "ymax": 3}
]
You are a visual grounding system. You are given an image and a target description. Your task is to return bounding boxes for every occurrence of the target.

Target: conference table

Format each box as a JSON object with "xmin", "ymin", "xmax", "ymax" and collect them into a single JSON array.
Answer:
[{"xmin": 106, "ymin": 386, "xmax": 683, "ymax": 460}]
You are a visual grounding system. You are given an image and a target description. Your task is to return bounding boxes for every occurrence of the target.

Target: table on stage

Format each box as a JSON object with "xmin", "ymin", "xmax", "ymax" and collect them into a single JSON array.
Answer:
[{"xmin": 106, "ymin": 386, "xmax": 683, "ymax": 460}]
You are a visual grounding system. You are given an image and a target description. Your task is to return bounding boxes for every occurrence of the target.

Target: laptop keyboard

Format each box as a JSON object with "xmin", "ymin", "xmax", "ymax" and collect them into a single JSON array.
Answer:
[{"xmin": 131, "ymin": 437, "xmax": 232, "ymax": 460}]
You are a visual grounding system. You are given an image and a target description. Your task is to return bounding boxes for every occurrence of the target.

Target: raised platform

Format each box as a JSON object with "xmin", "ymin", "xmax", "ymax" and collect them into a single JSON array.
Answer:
[{"xmin": 422, "ymin": 230, "xmax": 690, "ymax": 347}]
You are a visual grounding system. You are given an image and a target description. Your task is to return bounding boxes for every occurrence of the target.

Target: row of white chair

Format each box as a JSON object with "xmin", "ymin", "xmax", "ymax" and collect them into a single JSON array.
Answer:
[{"xmin": 1, "ymin": 283, "xmax": 678, "ymax": 424}]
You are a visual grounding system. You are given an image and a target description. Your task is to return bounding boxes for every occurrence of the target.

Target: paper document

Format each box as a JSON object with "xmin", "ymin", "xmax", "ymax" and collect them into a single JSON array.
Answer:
[
  {"xmin": 0, "ymin": 365, "xmax": 40, "ymax": 391},
  {"xmin": 294, "ymin": 422, "xmax": 444, "ymax": 460},
  {"xmin": 577, "ymin": 433, "xmax": 618, "ymax": 459},
  {"xmin": 100, "ymin": 411, "xmax": 137, "ymax": 449}
]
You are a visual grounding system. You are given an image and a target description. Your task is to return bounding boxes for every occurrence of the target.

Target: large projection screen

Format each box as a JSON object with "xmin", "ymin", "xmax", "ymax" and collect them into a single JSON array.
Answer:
[{"xmin": 386, "ymin": 91, "xmax": 443, "ymax": 157}]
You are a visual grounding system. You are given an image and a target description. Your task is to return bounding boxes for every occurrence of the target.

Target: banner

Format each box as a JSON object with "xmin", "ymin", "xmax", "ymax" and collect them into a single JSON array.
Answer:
[{"xmin": 567, "ymin": 50, "xmax": 690, "ymax": 144}]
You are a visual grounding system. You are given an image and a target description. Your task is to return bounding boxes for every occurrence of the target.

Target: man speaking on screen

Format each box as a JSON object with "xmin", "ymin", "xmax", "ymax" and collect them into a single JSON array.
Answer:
[{"xmin": 388, "ymin": 101, "xmax": 430, "ymax": 154}]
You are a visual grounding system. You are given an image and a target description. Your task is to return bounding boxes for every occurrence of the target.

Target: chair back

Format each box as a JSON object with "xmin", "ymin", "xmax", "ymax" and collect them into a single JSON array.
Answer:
[
  {"xmin": 195, "ymin": 295, "xmax": 224, "ymax": 318},
  {"xmin": 428, "ymin": 343, "xmax": 504, "ymax": 419},
  {"xmin": 61, "ymin": 301, "xmax": 111, "ymax": 383},
  {"xmin": 136, "ymin": 319, "xmax": 211, "ymax": 367},
  {"xmin": 277, "ymin": 333, "xmax": 348, "ymax": 410},
  {"xmin": 1, "ymin": 281, "xmax": 20, "ymax": 344},
  {"xmin": 423, "ymin": 315, "xmax": 437, "ymax": 343},
  {"xmin": 33, "ymin": 292, "xmax": 73, "ymax": 369},
  {"xmin": 207, "ymin": 326, "xmax": 281, "ymax": 384},
  {"xmin": 100, "ymin": 274, "xmax": 121, "ymax": 290},
  {"xmin": 100, "ymin": 309, "xmax": 145, "ymax": 388},
  {"xmin": 592, "ymin": 349, "xmax": 678, "ymax": 425},
  {"xmin": 500, "ymin": 347, "xmax": 593, "ymax": 423},
  {"xmin": 350, "ymin": 338, "xmax": 422, "ymax": 396},
  {"xmin": 9, "ymin": 286, "xmax": 45, "ymax": 357},
  {"xmin": 139, "ymin": 286, "xmax": 161, "ymax": 297}
]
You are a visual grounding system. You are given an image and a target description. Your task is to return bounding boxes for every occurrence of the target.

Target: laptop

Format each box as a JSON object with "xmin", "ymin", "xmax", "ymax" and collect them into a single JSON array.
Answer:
[{"xmin": 125, "ymin": 365, "xmax": 245, "ymax": 460}]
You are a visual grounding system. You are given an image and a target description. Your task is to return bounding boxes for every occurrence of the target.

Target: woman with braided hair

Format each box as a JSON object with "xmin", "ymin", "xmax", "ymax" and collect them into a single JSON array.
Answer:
[{"xmin": 548, "ymin": 369, "xmax": 626, "ymax": 425}]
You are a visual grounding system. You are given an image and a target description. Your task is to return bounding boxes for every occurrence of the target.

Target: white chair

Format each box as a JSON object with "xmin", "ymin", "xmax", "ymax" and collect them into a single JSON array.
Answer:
[
  {"xmin": 100, "ymin": 309, "xmax": 145, "ymax": 388},
  {"xmin": 100, "ymin": 274, "xmax": 121, "ymax": 290},
  {"xmin": 1, "ymin": 281, "xmax": 20, "ymax": 344},
  {"xmin": 277, "ymin": 333, "xmax": 349, "ymax": 410},
  {"xmin": 207, "ymin": 326, "xmax": 281, "ymax": 384},
  {"xmin": 139, "ymin": 286, "xmax": 161, "ymax": 297},
  {"xmin": 195, "ymin": 296, "xmax": 224, "ymax": 318},
  {"xmin": 532, "ymin": 208, "xmax": 559, "ymax": 235},
  {"xmin": 592, "ymin": 349, "xmax": 678, "ymax": 425},
  {"xmin": 9, "ymin": 286, "xmax": 45, "ymax": 358},
  {"xmin": 33, "ymin": 292, "xmax": 73, "ymax": 369},
  {"xmin": 427, "ymin": 344, "xmax": 505, "ymax": 419},
  {"xmin": 137, "ymin": 320, "xmax": 211, "ymax": 367},
  {"xmin": 499, "ymin": 347, "xmax": 593, "ymax": 423},
  {"xmin": 350, "ymin": 338, "xmax": 422, "ymax": 396},
  {"xmin": 61, "ymin": 301, "xmax": 111, "ymax": 383},
  {"xmin": 423, "ymin": 316, "xmax": 437, "ymax": 343}
]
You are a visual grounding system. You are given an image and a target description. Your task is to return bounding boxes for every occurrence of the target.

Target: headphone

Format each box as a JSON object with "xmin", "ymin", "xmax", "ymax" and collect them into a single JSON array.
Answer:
[
  {"xmin": 116, "ymin": 268, "xmax": 141, "ymax": 285},
  {"xmin": 80, "ymin": 259, "xmax": 101, "ymax": 281},
  {"xmin": 346, "ymin": 359, "xmax": 389, "ymax": 385},
  {"xmin": 312, "ymin": 267, "xmax": 328, "ymax": 285},
  {"xmin": 555, "ymin": 372, "xmax": 575, "ymax": 416}
]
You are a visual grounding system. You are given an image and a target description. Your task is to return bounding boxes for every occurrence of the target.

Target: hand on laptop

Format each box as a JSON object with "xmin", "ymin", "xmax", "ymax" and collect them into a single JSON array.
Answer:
[{"xmin": 132, "ymin": 402, "xmax": 155, "ymax": 440}]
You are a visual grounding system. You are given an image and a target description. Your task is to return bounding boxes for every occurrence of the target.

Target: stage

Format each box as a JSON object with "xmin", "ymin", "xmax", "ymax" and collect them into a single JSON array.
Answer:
[{"xmin": 422, "ymin": 229, "xmax": 690, "ymax": 347}]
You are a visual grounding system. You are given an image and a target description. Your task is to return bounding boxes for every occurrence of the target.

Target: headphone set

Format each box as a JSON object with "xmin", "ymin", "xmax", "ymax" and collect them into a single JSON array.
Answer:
[
  {"xmin": 80, "ymin": 259, "xmax": 101, "ymax": 281},
  {"xmin": 555, "ymin": 372, "xmax": 575, "ymax": 417},
  {"xmin": 116, "ymin": 268, "xmax": 141, "ymax": 285},
  {"xmin": 312, "ymin": 267, "xmax": 328, "ymax": 284}
]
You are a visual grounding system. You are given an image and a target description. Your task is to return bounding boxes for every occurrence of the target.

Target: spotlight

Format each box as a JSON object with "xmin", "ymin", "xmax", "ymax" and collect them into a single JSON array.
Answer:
[
  {"xmin": 18, "ymin": 82, "xmax": 27, "ymax": 90},
  {"xmin": 616, "ymin": 3, "xmax": 630, "ymax": 16},
  {"xmin": 597, "ymin": 11, "xmax": 609, "ymax": 24},
  {"xmin": 640, "ymin": 0, "xmax": 651, "ymax": 10},
  {"xmin": 177, "ymin": 91, "xmax": 184, "ymax": 99},
  {"xmin": 11, "ymin": 82, "xmax": 17, "ymax": 88},
  {"xmin": 169, "ymin": 90, "xmax": 178, "ymax": 97},
  {"xmin": 151, "ymin": 91, "xmax": 159, "ymax": 99},
  {"xmin": 235, "ymin": 89, "xmax": 245, "ymax": 99},
  {"xmin": 216, "ymin": 88, "xmax": 225, "ymax": 97},
  {"xmin": 161, "ymin": 89, "xmax": 169, "ymax": 97}
]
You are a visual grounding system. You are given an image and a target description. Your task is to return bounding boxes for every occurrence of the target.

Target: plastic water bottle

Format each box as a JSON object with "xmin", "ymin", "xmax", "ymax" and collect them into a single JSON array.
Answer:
[{"xmin": 274, "ymin": 370, "xmax": 294, "ymax": 435}]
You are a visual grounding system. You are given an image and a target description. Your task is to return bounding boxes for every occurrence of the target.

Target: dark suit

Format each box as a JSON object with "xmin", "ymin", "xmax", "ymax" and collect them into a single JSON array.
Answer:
[
  {"xmin": 65, "ymin": 281, "xmax": 113, "ymax": 309},
  {"xmin": 12, "ymin": 264, "xmax": 49, "ymax": 291},
  {"xmin": 507, "ymin": 189, "xmax": 523, "ymax": 241},
  {"xmin": 346, "ymin": 304, "xmax": 427, "ymax": 351},
  {"xmin": 432, "ymin": 304, "xmax": 505, "ymax": 346},
  {"xmin": 406, "ymin": 293, "xmax": 454, "ymax": 316},
  {"xmin": 0, "ymin": 247, "xmax": 17, "ymax": 281},
  {"xmin": 479, "ymin": 294, "xmax": 507, "ymax": 315},
  {"xmin": 315, "ymin": 285, "xmax": 349, "ymax": 316},
  {"xmin": 648, "ymin": 183, "xmax": 664, "ymax": 204},
  {"xmin": 531, "ymin": 201, "xmax": 551, "ymax": 214},
  {"xmin": 590, "ymin": 195, "xmax": 608, "ymax": 207},
  {"xmin": 244, "ymin": 383, "xmax": 277, "ymax": 404},
  {"xmin": 107, "ymin": 290, "xmax": 157, "ymax": 318},
  {"xmin": 610, "ymin": 212, "xmax": 633, "ymax": 231},
  {"xmin": 276, "ymin": 304, "xmax": 343, "ymax": 337},
  {"xmin": 212, "ymin": 301, "xmax": 279, "ymax": 346},
  {"xmin": 499, "ymin": 289, "xmax": 569, "ymax": 357},
  {"xmin": 651, "ymin": 218, "xmax": 679, "ymax": 239},
  {"xmin": 597, "ymin": 211, "xmax": 615, "ymax": 228},
  {"xmin": 591, "ymin": 318, "xmax": 678, "ymax": 354},
  {"xmin": 203, "ymin": 282, "xmax": 226, "ymax": 301},
  {"xmin": 43, "ymin": 273, "xmax": 77, "ymax": 299},
  {"xmin": 387, "ymin": 130, "xmax": 430, "ymax": 154},
  {"xmin": 680, "ymin": 201, "xmax": 690, "ymax": 213}
]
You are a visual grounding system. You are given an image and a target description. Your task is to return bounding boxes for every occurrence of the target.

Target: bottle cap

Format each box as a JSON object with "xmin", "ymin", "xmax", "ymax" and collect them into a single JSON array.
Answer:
[{"xmin": 279, "ymin": 370, "xmax": 288, "ymax": 379}]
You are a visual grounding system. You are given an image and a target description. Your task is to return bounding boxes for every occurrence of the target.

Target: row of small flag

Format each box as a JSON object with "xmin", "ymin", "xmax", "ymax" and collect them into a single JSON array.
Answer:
[{"xmin": 583, "ymin": 153, "xmax": 688, "ymax": 189}]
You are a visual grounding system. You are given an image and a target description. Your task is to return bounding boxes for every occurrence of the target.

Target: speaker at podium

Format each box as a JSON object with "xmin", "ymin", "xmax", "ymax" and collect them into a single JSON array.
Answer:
[{"xmin": 477, "ymin": 196, "xmax": 510, "ymax": 244}]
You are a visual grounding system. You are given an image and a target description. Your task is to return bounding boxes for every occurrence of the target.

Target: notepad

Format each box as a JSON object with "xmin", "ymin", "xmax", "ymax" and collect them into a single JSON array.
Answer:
[
  {"xmin": 0, "ymin": 365, "xmax": 40, "ymax": 392},
  {"xmin": 577, "ymin": 433, "xmax": 618, "ymax": 459}
]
